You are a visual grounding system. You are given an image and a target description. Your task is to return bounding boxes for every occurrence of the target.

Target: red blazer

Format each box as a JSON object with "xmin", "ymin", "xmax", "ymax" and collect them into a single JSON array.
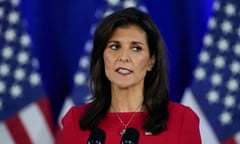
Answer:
[{"xmin": 62, "ymin": 102, "xmax": 201, "ymax": 144}]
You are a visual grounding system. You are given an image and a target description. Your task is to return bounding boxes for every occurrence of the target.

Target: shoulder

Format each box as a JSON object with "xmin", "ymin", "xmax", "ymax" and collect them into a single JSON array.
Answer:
[
  {"xmin": 62, "ymin": 104, "xmax": 90, "ymax": 126},
  {"xmin": 61, "ymin": 105, "xmax": 91, "ymax": 143},
  {"xmin": 168, "ymin": 101, "xmax": 199, "ymax": 120},
  {"xmin": 168, "ymin": 102, "xmax": 201, "ymax": 143}
]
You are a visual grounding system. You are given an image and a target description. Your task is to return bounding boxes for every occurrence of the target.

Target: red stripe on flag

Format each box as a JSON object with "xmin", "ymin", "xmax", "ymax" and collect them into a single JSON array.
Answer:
[
  {"xmin": 37, "ymin": 97, "xmax": 55, "ymax": 132},
  {"xmin": 222, "ymin": 137, "xmax": 237, "ymax": 144},
  {"xmin": 5, "ymin": 115, "xmax": 32, "ymax": 144},
  {"xmin": 37, "ymin": 96, "xmax": 61, "ymax": 143}
]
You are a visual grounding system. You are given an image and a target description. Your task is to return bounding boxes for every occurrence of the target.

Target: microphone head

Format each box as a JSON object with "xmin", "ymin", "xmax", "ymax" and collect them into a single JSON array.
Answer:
[
  {"xmin": 121, "ymin": 128, "xmax": 139, "ymax": 144},
  {"xmin": 87, "ymin": 128, "xmax": 106, "ymax": 144}
]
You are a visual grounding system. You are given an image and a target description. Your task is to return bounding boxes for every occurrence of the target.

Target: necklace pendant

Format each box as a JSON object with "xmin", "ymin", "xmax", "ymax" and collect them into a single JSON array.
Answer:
[{"xmin": 120, "ymin": 129, "xmax": 126, "ymax": 135}]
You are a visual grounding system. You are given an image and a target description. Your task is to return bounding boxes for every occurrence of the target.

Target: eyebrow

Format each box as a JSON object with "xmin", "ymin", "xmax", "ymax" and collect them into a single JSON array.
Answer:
[{"xmin": 107, "ymin": 40, "xmax": 145, "ymax": 45}]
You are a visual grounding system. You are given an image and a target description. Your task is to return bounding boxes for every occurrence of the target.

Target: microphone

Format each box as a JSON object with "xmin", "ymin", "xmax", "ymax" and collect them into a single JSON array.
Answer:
[
  {"xmin": 87, "ymin": 128, "xmax": 106, "ymax": 144},
  {"xmin": 120, "ymin": 128, "xmax": 139, "ymax": 144}
]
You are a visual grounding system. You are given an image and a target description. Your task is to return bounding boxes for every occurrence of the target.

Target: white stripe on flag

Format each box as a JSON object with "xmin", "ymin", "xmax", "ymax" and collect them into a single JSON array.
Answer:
[
  {"xmin": 0, "ymin": 122, "xmax": 14, "ymax": 144},
  {"xmin": 19, "ymin": 102, "xmax": 54, "ymax": 144},
  {"xmin": 235, "ymin": 132, "xmax": 240, "ymax": 144},
  {"xmin": 182, "ymin": 88, "xmax": 219, "ymax": 144},
  {"xmin": 58, "ymin": 97, "xmax": 74, "ymax": 128}
]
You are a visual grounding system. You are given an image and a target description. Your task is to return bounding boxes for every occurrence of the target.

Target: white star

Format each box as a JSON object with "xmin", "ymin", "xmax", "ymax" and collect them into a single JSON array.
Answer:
[
  {"xmin": 84, "ymin": 40, "xmax": 93, "ymax": 53},
  {"xmin": 0, "ymin": 81, "xmax": 6, "ymax": 94},
  {"xmin": 79, "ymin": 56, "xmax": 89, "ymax": 69},
  {"xmin": 214, "ymin": 56, "xmax": 225, "ymax": 69},
  {"xmin": 11, "ymin": 0, "xmax": 20, "ymax": 6},
  {"xmin": 103, "ymin": 9, "xmax": 114, "ymax": 18},
  {"xmin": 29, "ymin": 72, "xmax": 41, "ymax": 86},
  {"xmin": 194, "ymin": 67, "xmax": 206, "ymax": 80},
  {"xmin": 199, "ymin": 51, "xmax": 210, "ymax": 63},
  {"xmin": 90, "ymin": 24, "xmax": 96, "ymax": 36},
  {"xmin": 14, "ymin": 68, "xmax": 25, "ymax": 81},
  {"xmin": 223, "ymin": 94, "xmax": 235, "ymax": 108},
  {"xmin": 2, "ymin": 46, "xmax": 14, "ymax": 59},
  {"xmin": 4, "ymin": 29, "xmax": 16, "ymax": 42},
  {"xmin": 203, "ymin": 34, "xmax": 213, "ymax": 47},
  {"xmin": 20, "ymin": 34, "xmax": 31, "ymax": 47},
  {"xmin": 0, "ymin": 63, "xmax": 10, "ymax": 77},
  {"xmin": 123, "ymin": 0, "xmax": 137, "ymax": 8},
  {"xmin": 213, "ymin": 1, "xmax": 220, "ymax": 11},
  {"xmin": 217, "ymin": 38, "xmax": 229, "ymax": 52},
  {"xmin": 211, "ymin": 73, "xmax": 222, "ymax": 86},
  {"xmin": 74, "ymin": 72, "xmax": 86, "ymax": 85},
  {"xmin": 221, "ymin": 20, "xmax": 232, "ymax": 34},
  {"xmin": 219, "ymin": 111, "xmax": 232, "ymax": 125},
  {"xmin": 224, "ymin": 3, "xmax": 236, "ymax": 16},
  {"xmin": 208, "ymin": 17, "xmax": 217, "ymax": 29},
  {"xmin": 17, "ymin": 51, "xmax": 29, "ymax": 65},
  {"xmin": 8, "ymin": 11, "xmax": 19, "ymax": 24},
  {"xmin": 207, "ymin": 90, "xmax": 219, "ymax": 103},
  {"xmin": 233, "ymin": 43, "xmax": 240, "ymax": 56},
  {"xmin": 106, "ymin": 0, "xmax": 120, "ymax": 6},
  {"xmin": 230, "ymin": 61, "xmax": 240, "ymax": 74},
  {"xmin": 10, "ymin": 84, "xmax": 22, "ymax": 98},
  {"xmin": 227, "ymin": 78, "xmax": 238, "ymax": 92},
  {"xmin": 138, "ymin": 5, "xmax": 148, "ymax": 13}
]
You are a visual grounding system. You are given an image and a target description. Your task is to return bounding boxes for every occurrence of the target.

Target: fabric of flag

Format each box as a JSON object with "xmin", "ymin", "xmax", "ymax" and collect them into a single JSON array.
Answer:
[
  {"xmin": 182, "ymin": 0, "xmax": 240, "ymax": 143},
  {"xmin": 59, "ymin": 0, "xmax": 148, "ymax": 124},
  {"xmin": 0, "ymin": 1, "xmax": 57, "ymax": 144}
]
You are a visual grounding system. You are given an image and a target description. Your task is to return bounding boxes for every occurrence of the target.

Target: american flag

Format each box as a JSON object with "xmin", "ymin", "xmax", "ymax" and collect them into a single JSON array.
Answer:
[
  {"xmin": 182, "ymin": 0, "xmax": 240, "ymax": 143},
  {"xmin": 59, "ymin": 0, "xmax": 148, "ymax": 125},
  {"xmin": 0, "ymin": 1, "xmax": 57, "ymax": 144}
]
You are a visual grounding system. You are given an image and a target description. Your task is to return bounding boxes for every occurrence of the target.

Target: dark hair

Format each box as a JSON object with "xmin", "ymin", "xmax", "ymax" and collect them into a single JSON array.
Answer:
[{"xmin": 80, "ymin": 7, "xmax": 169, "ymax": 135}]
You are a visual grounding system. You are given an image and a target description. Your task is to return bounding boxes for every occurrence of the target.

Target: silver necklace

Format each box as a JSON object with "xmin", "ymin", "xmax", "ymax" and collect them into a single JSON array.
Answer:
[
  {"xmin": 112, "ymin": 104, "xmax": 142, "ymax": 135},
  {"xmin": 116, "ymin": 111, "xmax": 138, "ymax": 135}
]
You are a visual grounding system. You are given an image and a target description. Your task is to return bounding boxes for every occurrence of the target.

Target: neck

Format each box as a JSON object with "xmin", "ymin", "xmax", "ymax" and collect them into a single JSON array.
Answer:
[
  {"xmin": 110, "ymin": 84, "xmax": 144, "ymax": 112},
  {"xmin": 110, "ymin": 103, "xmax": 143, "ymax": 113}
]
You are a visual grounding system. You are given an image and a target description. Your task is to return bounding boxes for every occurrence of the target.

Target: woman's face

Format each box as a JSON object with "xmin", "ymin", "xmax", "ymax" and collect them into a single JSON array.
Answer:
[{"xmin": 103, "ymin": 25, "xmax": 155, "ymax": 89}]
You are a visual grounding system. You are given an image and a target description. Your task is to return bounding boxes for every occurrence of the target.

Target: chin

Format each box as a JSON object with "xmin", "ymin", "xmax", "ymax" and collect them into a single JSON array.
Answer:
[
  {"xmin": 113, "ymin": 82, "xmax": 132, "ymax": 89},
  {"xmin": 117, "ymin": 84, "xmax": 131, "ymax": 89},
  {"xmin": 116, "ymin": 83, "xmax": 140, "ymax": 89}
]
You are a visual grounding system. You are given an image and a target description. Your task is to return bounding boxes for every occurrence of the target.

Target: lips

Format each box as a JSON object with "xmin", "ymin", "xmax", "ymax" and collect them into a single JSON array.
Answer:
[{"xmin": 116, "ymin": 67, "xmax": 132, "ymax": 74}]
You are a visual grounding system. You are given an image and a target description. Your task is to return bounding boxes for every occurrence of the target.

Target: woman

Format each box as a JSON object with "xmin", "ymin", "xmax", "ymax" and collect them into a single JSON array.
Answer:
[{"xmin": 62, "ymin": 7, "xmax": 201, "ymax": 144}]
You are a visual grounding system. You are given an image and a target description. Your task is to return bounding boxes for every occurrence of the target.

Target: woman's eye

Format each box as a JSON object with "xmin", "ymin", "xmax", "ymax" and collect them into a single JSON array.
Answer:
[
  {"xmin": 132, "ymin": 46, "xmax": 142, "ymax": 52},
  {"xmin": 109, "ymin": 44, "xmax": 119, "ymax": 50}
]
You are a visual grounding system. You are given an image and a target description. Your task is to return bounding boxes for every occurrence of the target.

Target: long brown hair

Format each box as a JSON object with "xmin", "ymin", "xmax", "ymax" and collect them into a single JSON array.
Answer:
[{"xmin": 80, "ymin": 7, "xmax": 169, "ymax": 135}]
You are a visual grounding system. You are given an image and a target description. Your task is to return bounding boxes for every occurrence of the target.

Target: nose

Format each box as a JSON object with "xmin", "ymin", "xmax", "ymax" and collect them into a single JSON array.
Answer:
[{"xmin": 118, "ymin": 48, "xmax": 130, "ymax": 62}]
